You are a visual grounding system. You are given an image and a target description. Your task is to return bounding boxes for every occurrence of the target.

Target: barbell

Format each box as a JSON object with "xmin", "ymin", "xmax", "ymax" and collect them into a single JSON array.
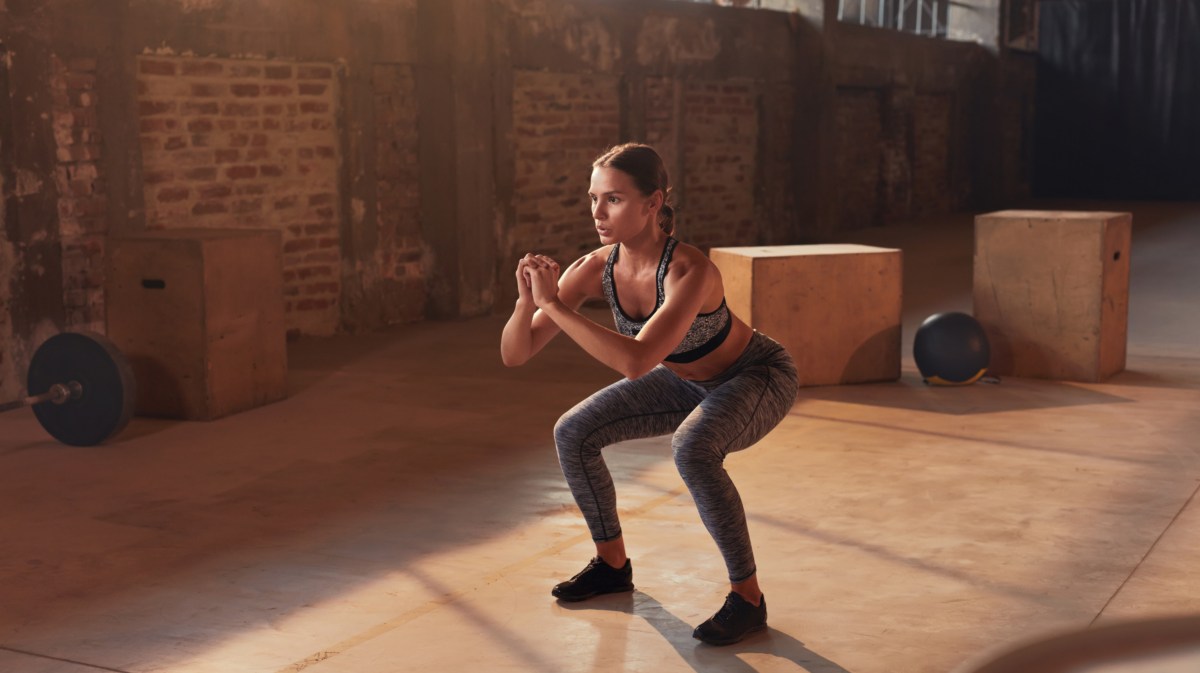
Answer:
[{"xmin": 0, "ymin": 331, "xmax": 136, "ymax": 446}]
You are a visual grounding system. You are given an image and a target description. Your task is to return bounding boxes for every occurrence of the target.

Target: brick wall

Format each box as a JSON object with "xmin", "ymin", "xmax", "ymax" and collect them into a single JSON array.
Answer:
[
  {"xmin": 371, "ymin": 63, "xmax": 425, "ymax": 324},
  {"xmin": 758, "ymin": 83, "xmax": 798, "ymax": 244},
  {"xmin": 0, "ymin": 45, "xmax": 14, "ymax": 401},
  {"xmin": 644, "ymin": 75, "xmax": 682, "ymax": 209},
  {"xmin": 136, "ymin": 55, "xmax": 342, "ymax": 336},
  {"xmin": 679, "ymin": 81, "xmax": 758, "ymax": 249},
  {"xmin": 510, "ymin": 70, "xmax": 620, "ymax": 269},
  {"xmin": 51, "ymin": 54, "xmax": 107, "ymax": 332},
  {"xmin": 0, "ymin": 235, "xmax": 13, "ymax": 402},
  {"xmin": 835, "ymin": 87, "xmax": 884, "ymax": 229},
  {"xmin": 913, "ymin": 92, "xmax": 953, "ymax": 216}
]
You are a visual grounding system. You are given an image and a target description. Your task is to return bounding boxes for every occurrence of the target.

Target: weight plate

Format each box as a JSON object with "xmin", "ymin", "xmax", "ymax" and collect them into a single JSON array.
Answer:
[{"xmin": 27, "ymin": 331, "xmax": 136, "ymax": 446}]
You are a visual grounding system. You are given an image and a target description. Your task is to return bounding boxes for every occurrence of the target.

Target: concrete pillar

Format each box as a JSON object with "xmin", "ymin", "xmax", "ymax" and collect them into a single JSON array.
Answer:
[{"xmin": 417, "ymin": 0, "xmax": 498, "ymax": 319}]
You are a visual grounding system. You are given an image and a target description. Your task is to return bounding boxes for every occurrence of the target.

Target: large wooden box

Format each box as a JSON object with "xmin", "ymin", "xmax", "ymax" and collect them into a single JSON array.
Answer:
[
  {"xmin": 709, "ymin": 244, "xmax": 902, "ymax": 386},
  {"xmin": 106, "ymin": 229, "xmax": 288, "ymax": 420},
  {"xmin": 973, "ymin": 210, "xmax": 1132, "ymax": 382}
]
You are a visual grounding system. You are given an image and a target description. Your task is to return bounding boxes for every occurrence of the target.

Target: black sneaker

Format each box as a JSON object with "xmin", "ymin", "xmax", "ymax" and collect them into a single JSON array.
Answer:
[
  {"xmin": 551, "ymin": 557, "xmax": 634, "ymax": 602},
  {"xmin": 692, "ymin": 592, "xmax": 767, "ymax": 645}
]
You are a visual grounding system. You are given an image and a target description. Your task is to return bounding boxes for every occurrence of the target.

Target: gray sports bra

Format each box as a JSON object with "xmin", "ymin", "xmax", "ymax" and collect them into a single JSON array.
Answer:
[{"xmin": 601, "ymin": 237, "xmax": 733, "ymax": 364}]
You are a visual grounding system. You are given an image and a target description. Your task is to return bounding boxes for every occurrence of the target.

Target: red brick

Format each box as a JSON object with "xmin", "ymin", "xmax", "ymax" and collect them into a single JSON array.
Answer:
[
  {"xmin": 139, "ymin": 118, "xmax": 178, "ymax": 133},
  {"xmin": 199, "ymin": 184, "xmax": 232, "ymax": 199},
  {"xmin": 264, "ymin": 85, "xmax": 294, "ymax": 96},
  {"xmin": 187, "ymin": 119, "xmax": 215, "ymax": 133},
  {"xmin": 296, "ymin": 266, "xmax": 334, "ymax": 280},
  {"xmin": 215, "ymin": 149, "xmax": 240, "ymax": 163},
  {"xmin": 182, "ymin": 101, "xmax": 221, "ymax": 116},
  {"xmin": 184, "ymin": 165, "xmax": 218, "ymax": 179},
  {"xmin": 229, "ymin": 64, "xmax": 263, "ymax": 77},
  {"xmin": 234, "ymin": 198, "xmax": 263, "ymax": 214},
  {"xmin": 299, "ymin": 83, "xmax": 327, "ymax": 96},
  {"xmin": 304, "ymin": 251, "xmax": 338, "ymax": 263},
  {"xmin": 190, "ymin": 83, "xmax": 224, "ymax": 97},
  {"xmin": 181, "ymin": 60, "xmax": 224, "ymax": 77},
  {"xmin": 157, "ymin": 186, "xmax": 190, "ymax": 203},
  {"xmin": 260, "ymin": 164, "xmax": 284, "ymax": 177},
  {"xmin": 164, "ymin": 136, "xmax": 187, "ymax": 151},
  {"xmin": 139, "ymin": 59, "xmax": 178, "ymax": 76},
  {"xmin": 299, "ymin": 101, "xmax": 329, "ymax": 114},
  {"xmin": 265, "ymin": 65, "xmax": 293, "ymax": 79},
  {"xmin": 139, "ymin": 100, "xmax": 176, "ymax": 116},
  {"xmin": 226, "ymin": 165, "xmax": 258, "ymax": 179},
  {"xmin": 231, "ymin": 84, "xmax": 261, "ymax": 97},
  {"xmin": 304, "ymin": 282, "xmax": 339, "ymax": 294},
  {"xmin": 143, "ymin": 169, "xmax": 174, "ymax": 184},
  {"xmin": 192, "ymin": 201, "xmax": 228, "ymax": 215},
  {"xmin": 223, "ymin": 103, "xmax": 258, "ymax": 116},
  {"xmin": 297, "ymin": 65, "xmax": 334, "ymax": 80},
  {"xmin": 284, "ymin": 238, "xmax": 317, "ymax": 253}
]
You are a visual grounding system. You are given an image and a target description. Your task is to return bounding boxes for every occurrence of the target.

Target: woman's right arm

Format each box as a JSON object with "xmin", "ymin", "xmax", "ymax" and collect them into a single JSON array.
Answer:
[{"xmin": 501, "ymin": 252, "xmax": 597, "ymax": 367}]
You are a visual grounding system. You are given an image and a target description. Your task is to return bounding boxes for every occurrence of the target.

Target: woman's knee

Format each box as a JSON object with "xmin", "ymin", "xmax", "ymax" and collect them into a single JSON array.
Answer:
[
  {"xmin": 672, "ymin": 435, "xmax": 724, "ymax": 484},
  {"xmin": 554, "ymin": 406, "xmax": 599, "ymax": 462}
]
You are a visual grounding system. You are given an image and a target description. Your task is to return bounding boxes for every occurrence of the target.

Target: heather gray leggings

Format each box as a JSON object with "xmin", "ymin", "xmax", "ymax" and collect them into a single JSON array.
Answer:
[{"xmin": 554, "ymin": 331, "xmax": 799, "ymax": 583}]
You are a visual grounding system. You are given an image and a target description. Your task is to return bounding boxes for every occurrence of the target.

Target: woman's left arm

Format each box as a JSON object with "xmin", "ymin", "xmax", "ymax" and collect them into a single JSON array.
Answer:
[{"xmin": 529, "ymin": 255, "xmax": 711, "ymax": 379}]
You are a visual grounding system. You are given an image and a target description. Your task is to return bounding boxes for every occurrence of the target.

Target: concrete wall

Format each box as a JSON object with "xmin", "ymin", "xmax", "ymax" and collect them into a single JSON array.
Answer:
[{"xmin": 0, "ymin": 0, "xmax": 1033, "ymax": 402}]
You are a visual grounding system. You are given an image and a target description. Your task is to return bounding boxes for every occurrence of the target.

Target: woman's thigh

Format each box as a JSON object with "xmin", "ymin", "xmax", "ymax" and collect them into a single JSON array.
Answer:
[{"xmin": 556, "ymin": 366, "xmax": 707, "ymax": 449}]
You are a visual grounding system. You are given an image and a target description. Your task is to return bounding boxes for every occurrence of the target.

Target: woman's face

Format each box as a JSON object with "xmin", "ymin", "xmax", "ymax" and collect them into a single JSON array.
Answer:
[{"xmin": 589, "ymin": 167, "xmax": 659, "ymax": 245}]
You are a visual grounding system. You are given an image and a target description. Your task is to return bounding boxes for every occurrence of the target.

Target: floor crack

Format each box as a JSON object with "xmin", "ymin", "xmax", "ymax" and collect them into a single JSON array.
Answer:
[{"xmin": 1090, "ymin": 478, "xmax": 1200, "ymax": 626}]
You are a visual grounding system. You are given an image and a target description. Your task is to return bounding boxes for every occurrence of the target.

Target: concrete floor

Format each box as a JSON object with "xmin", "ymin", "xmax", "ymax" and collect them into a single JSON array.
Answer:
[{"xmin": 1, "ymin": 201, "xmax": 1198, "ymax": 673}]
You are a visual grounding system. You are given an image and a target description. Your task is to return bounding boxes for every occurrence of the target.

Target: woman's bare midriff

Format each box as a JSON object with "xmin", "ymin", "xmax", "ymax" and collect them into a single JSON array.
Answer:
[{"xmin": 662, "ymin": 317, "xmax": 755, "ymax": 382}]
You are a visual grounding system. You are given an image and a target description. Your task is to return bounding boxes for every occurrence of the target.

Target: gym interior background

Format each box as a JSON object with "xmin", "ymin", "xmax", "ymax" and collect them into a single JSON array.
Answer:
[{"xmin": 2, "ymin": 1, "xmax": 1198, "ymax": 672}]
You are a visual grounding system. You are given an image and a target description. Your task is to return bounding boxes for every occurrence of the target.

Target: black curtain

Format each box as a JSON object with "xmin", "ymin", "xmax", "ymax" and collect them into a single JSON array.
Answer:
[{"xmin": 1036, "ymin": 0, "xmax": 1200, "ymax": 199}]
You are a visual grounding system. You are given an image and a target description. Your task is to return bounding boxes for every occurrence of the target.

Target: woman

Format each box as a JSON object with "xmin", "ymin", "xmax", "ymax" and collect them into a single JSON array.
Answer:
[{"xmin": 501, "ymin": 143, "xmax": 798, "ymax": 646}]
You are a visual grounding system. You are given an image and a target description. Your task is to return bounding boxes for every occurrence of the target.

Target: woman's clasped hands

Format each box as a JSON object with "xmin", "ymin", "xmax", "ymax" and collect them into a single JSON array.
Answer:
[{"xmin": 516, "ymin": 253, "xmax": 562, "ymax": 309}]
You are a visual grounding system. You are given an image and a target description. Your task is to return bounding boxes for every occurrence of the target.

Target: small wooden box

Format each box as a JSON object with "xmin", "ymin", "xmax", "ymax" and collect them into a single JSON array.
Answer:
[
  {"xmin": 106, "ymin": 229, "xmax": 288, "ymax": 420},
  {"xmin": 709, "ymin": 244, "xmax": 902, "ymax": 386},
  {"xmin": 973, "ymin": 210, "xmax": 1132, "ymax": 382}
]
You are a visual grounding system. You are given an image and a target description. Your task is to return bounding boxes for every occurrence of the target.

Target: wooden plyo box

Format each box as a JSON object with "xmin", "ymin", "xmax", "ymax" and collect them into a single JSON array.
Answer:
[
  {"xmin": 106, "ymin": 229, "xmax": 288, "ymax": 420},
  {"xmin": 709, "ymin": 244, "xmax": 902, "ymax": 386},
  {"xmin": 973, "ymin": 210, "xmax": 1132, "ymax": 382}
]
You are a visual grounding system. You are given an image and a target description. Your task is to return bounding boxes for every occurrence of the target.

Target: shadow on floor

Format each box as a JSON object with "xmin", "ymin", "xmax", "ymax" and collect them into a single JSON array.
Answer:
[
  {"xmin": 798, "ymin": 372, "xmax": 1132, "ymax": 415},
  {"xmin": 559, "ymin": 591, "xmax": 854, "ymax": 673}
]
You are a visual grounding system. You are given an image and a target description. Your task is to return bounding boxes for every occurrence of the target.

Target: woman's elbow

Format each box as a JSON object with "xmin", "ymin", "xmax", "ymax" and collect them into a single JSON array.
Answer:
[
  {"xmin": 622, "ymin": 354, "xmax": 659, "ymax": 380},
  {"xmin": 501, "ymin": 350, "xmax": 528, "ymax": 368}
]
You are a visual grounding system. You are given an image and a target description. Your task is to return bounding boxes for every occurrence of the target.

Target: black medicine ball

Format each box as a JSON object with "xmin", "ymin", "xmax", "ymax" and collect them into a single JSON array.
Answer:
[{"xmin": 913, "ymin": 312, "xmax": 990, "ymax": 385}]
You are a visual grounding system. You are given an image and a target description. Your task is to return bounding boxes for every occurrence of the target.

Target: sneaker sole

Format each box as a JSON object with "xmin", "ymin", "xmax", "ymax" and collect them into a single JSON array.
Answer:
[
  {"xmin": 693, "ymin": 622, "xmax": 767, "ymax": 646},
  {"xmin": 551, "ymin": 583, "xmax": 634, "ymax": 602}
]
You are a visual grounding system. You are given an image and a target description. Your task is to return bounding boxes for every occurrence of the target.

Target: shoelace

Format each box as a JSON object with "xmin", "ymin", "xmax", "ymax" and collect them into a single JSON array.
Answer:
[
  {"xmin": 712, "ymin": 596, "xmax": 739, "ymax": 624},
  {"xmin": 570, "ymin": 557, "xmax": 605, "ymax": 581}
]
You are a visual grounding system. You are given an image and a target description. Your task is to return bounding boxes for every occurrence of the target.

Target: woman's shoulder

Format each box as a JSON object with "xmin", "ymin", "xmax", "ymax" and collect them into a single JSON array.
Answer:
[
  {"xmin": 669, "ymin": 239, "xmax": 717, "ymax": 273},
  {"xmin": 566, "ymin": 245, "xmax": 615, "ymax": 275}
]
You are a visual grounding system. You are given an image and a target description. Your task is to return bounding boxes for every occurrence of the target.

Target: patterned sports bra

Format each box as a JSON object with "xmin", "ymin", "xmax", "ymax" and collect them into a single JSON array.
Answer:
[{"xmin": 601, "ymin": 237, "xmax": 733, "ymax": 364}]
